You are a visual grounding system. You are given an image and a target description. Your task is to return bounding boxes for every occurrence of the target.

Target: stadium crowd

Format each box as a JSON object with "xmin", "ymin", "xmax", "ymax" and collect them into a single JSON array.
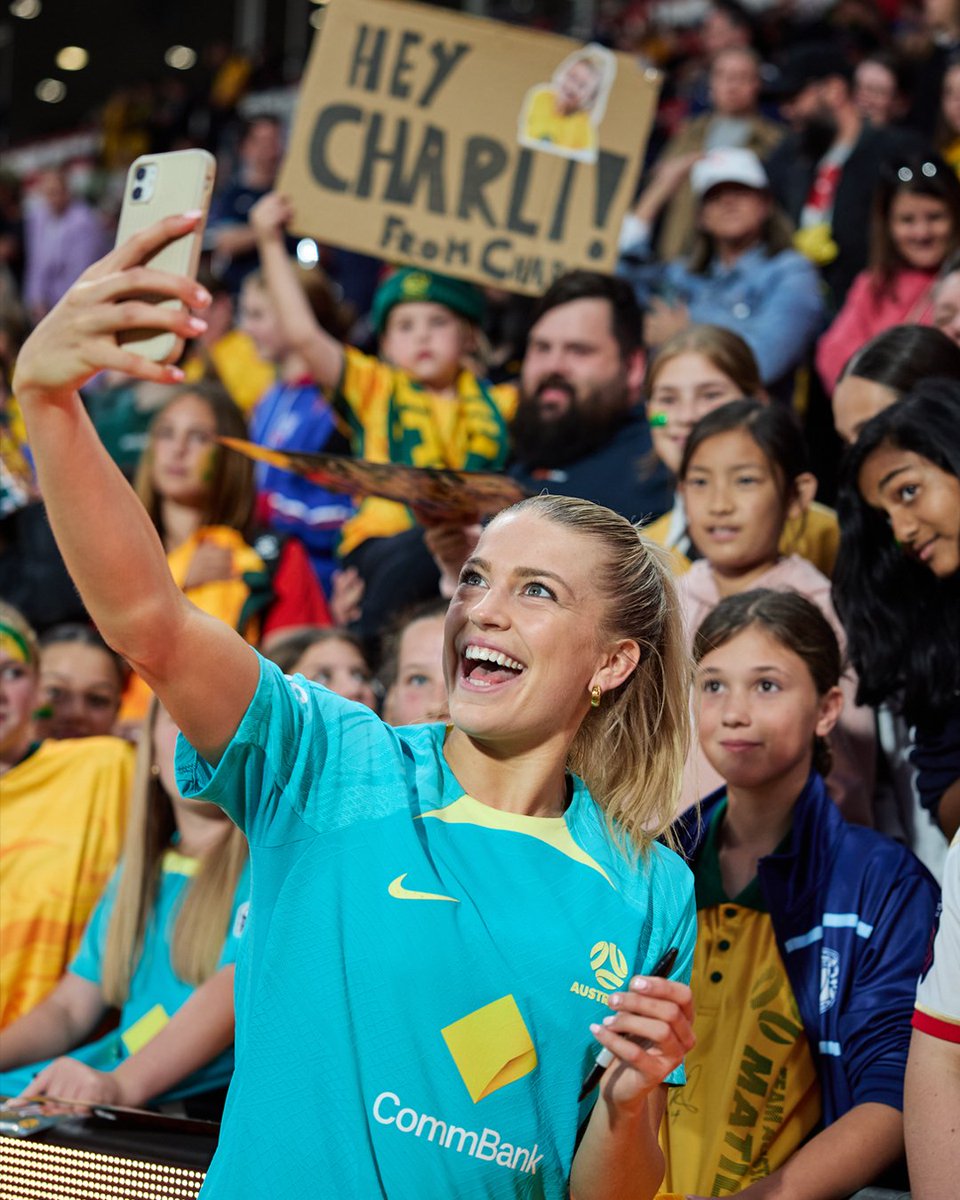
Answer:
[{"xmin": 1, "ymin": 2, "xmax": 959, "ymax": 1198}]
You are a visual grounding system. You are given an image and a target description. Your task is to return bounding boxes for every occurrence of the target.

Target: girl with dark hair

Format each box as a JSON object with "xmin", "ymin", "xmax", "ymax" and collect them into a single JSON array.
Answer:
[
  {"xmin": 832, "ymin": 322, "xmax": 960, "ymax": 444},
  {"xmin": 676, "ymin": 400, "xmax": 876, "ymax": 820},
  {"xmin": 642, "ymin": 327, "xmax": 840, "ymax": 577},
  {"xmin": 12, "ymin": 216, "xmax": 698, "ymax": 1200},
  {"xmin": 662, "ymin": 589, "xmax": 938, "ymax": 1197},
  {"xmin": 817, "ymin": 153, "xmax": 960, "ymax": 392},
  {"xmin": 834, "ymin": 381, "xmax": 960, "ymax": 836}
]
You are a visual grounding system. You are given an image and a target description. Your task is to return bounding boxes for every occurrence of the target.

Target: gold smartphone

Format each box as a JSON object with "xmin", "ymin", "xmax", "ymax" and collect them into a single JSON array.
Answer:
[{"xmin": 114, "ymin": 149, "xmax": 216, "ymax": 362}]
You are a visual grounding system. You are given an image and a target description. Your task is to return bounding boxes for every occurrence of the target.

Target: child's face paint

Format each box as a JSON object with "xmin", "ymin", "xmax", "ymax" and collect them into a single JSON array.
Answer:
[
  {"xmin": 380, "ymin": 301, "xmax": 470, "ymax": 390},
  {"xmin": 648, "ymin": 353, "xmax": 744, "ymax": 475}
]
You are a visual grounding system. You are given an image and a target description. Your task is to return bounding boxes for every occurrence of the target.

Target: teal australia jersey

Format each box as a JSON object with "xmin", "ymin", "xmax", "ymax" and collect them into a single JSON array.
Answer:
[{"xmin": 176, "ymin": 655, "xmax": 696, "ymax": 1199}]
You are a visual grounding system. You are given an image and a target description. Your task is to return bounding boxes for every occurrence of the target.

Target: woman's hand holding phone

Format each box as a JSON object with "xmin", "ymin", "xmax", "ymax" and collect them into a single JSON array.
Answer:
[{"xmin": 12, "ymin": 214, "xmax": 212, "ymax": 403}]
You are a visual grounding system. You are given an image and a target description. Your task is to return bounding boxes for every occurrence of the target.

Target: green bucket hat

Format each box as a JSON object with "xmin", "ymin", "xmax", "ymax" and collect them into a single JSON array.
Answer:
[{"xmin": 371, "ymin": 268, "xmax": 486, "ymax": 334}]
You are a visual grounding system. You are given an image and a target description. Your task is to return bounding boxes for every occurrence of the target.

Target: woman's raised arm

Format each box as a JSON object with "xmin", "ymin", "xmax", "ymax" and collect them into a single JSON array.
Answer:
[{"xmin": 13, "ymin": 213, "xmax": 259, "ymax": 762}]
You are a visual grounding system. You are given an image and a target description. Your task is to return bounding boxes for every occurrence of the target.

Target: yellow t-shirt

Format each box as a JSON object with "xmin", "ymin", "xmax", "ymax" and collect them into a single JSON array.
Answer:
[
  {"xmin": 660, "ymin": 805, "xmax": 821, "ymax": 1196},
  {"xmin": 334, "ymin": 347, "xmax": 517, "ymax": 557},
  {"xmin": 522, "ymin": 87, "xmax": 596, "ymax": 155},
  {"xmin": 0, "ymin": 737, "xmax": 133, "ymax": 1027},
  {"xmin": 645, "ymin": 501, "xmax": 840, "ymax": 579}
]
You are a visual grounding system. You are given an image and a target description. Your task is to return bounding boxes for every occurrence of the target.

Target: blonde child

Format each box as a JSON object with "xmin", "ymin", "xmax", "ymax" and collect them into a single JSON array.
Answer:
[
  {"xmin": 0, "ymin": 700, "xmax": 249, "ymax": 1110},
  {"xmin": 676, "ymin": 399, "xmax": 875, "ymax": 821},
  {"xmin": 250, "ymin": 192, "xmax": 516, "ymax": 637}
]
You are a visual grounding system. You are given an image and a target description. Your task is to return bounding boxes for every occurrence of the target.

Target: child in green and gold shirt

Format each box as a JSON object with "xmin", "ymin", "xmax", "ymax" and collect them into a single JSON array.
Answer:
[{"xmin": 250, "ymin": 192, "xmax": 516, "ymax": 637}]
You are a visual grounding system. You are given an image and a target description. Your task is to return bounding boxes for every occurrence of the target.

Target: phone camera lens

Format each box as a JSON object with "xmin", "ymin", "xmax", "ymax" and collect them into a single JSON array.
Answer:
[
  {"xmin": 135, "ymin": 166, "xmax": 146, "ymax": 181},
  {"xmin": 132, "ymin": 187, "xmax": 143, "ymax": 200}
]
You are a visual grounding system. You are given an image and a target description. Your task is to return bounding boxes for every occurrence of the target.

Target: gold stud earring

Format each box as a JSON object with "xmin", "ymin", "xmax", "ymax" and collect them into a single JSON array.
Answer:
[
  {"xmin": 590, "ymin": 684, "xmax": 602, "ymax": 708},
  {"xmin": 150, "ymin": 763, "xmax": 160, "ymax": 778}
]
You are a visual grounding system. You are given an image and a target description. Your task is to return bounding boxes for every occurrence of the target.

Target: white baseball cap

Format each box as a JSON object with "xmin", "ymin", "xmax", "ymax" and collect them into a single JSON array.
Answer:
[{"xmin": 691, "ymin": 148, "xmax": 769, "ymax": 198}]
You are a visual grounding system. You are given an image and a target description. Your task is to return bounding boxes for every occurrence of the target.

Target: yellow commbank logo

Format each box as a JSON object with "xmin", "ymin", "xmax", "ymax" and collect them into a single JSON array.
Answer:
[
  {"xmin": 441, "ymin": 995, "xmax": 537, "ymax": 1103},
  {"xmin": 590, "ymin": 941, "xmax": 628, "ymax": 990}
]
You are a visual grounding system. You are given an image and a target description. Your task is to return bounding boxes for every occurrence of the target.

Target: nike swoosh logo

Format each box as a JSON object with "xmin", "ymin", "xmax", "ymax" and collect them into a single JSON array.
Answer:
[{"xmin": 388, "ymin": 873, "xmax": 459, "ymax": 903}]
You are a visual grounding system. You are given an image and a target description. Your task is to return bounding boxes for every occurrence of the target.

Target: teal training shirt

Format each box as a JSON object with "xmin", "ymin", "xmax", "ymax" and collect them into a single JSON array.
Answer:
[{"xmin": 176, "ymin": 654, "xmax": 696, "ymax": 1199}]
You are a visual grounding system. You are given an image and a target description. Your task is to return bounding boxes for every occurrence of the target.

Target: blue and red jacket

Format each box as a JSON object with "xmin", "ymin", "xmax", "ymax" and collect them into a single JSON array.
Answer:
[{"xmin": 674, "ymin": 772, "xmax": 940, "ymax": 1125}]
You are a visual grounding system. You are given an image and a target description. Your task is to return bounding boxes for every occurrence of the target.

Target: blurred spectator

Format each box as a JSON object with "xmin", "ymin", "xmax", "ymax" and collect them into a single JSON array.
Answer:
[
  {"xmin": 180, "ymin": 271, "xmax": 275, "ymax": 415},
  {"xmin": 817, "ymin": 153, "xmax": 960, "ymax": 392},
  {"xmin": 833, "ymin": 322, "xmax": 960, "ymax": 443},
  {"xmin": 36, "ymin": 624, "xmax": 126, "ymax": 741},
  {"xmin": 933, "ymin": 248, "xmax": 960, "ymax": 339},
  {"xmin": 379, "ymin": 600, "xmax": 448, "ymax": 726},
  {"xmin": 905, "ymin": 0, "xmax": 960, "ymax": 136},
  {"xmin": 100, "ymin": 85, "xmax": 153, "ymax": 172},
  {"xmin": 0, "ymin": 170, "xmax": 24, "ymax": 289},
  {"xmin": 23, "ymin": 169, "xmax": 110, "ymax": 324},
  {"xmin": 250, "ymin": 191, "xmax": 515, "ymax": 641},
  {"xmin": 650, "ymin": 47, "xmax": 784, "ymax": 261},
  {"xmin": 0, "ymin": 700, "xmax": 248, "ymax": 1111},
  {"xmin": 937, "ymin": 55, "xmax": 960, "ymax": 171},
  {"xmin": 766, "ymin": 44, "xmax": 926, "ymax": 306},
  {"xmin": 854, "ymin": 51, "xmax": 911, "ymax": 128},
  {"xmin": 207, "ymin": 116, "xmax": 286, "ymax": 294},
  {"xmin": 239, "ymin": 262, "xmax": 356, "ymax": 594},
  {"xmin": 287, "ymin": 629, "xmax": 379, "ymax": 711},
  {"xmin": 119, "ymin": 384, "xmax": 330, "ymax": 723},
  {"xmin": 0, "ymin": 602, "xmax": 132, "ymax": 1028},
  {"xmin": 940, "ymin": 57, "xmax": 960, "ymax": 174},
  {"xmin": 677, "ymin": 0, "xmax": 758, "ymax": 118},
  {"xmin": 620, "ymin": 148, "xmax": 825, "ymax": 390}
]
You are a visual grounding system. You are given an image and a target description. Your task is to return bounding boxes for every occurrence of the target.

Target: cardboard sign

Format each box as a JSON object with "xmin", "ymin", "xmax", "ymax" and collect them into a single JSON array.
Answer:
[
  {"xmin": 220, "ymin": 438, "xmax": 528, "ymax": 523},
  {"xmin": 278, "ymin": 0, "xmax": 661, "ymax": 295}
]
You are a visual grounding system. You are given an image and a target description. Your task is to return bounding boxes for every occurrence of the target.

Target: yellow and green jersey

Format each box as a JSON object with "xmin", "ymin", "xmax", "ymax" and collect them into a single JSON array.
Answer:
[
  {"xmin": 660, "ymin": 801, "xmax": 821, "ymax": 1196},
  {"xmin": 176, "ymin": 655, "xmax": 696, "ymax": 1199},
  {"xmin": 334, "ymin": 347, "xmax": 516, "ymax": 556},
  {"xmin": 0, "ymin": 738, "xmax": 132, "ymax": 1027}
]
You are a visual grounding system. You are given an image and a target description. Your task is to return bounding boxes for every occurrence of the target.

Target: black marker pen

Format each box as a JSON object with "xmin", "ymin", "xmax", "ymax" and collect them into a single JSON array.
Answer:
[{"xmin": 577, "ymin": 946, "xmax": 679, "ymax": 1101}]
